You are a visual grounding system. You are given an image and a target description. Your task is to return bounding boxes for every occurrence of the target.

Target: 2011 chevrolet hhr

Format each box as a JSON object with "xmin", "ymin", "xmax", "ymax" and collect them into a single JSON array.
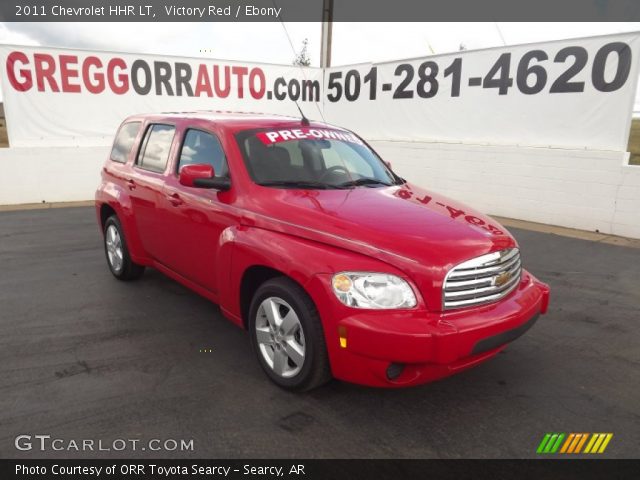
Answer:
[{"xmin": 95, "ymin": 111, "xmax": 550, "ymax": 391}]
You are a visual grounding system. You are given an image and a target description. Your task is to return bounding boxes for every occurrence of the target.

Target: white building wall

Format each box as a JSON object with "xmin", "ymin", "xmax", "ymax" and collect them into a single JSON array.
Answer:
[
  {"xmin": 1, "ymin": 143, "xmax": 639, "ymax": 239},
  {"xmin": 0, "ymin": 146, "xmax": 108, "ymax": 205},
  {"xmin": 370, "ymin": 141, "xmax": 640, "ymax": 239}
]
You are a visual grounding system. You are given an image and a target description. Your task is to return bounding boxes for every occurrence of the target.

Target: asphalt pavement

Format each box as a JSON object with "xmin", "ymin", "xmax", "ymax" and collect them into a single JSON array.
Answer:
[{"xmin": 0, "ymin": 206, "xmax": 638, "ymax": 458}]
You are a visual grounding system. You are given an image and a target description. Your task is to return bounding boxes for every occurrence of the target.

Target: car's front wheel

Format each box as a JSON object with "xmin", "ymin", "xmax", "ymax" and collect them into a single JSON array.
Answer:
[
  {"xmin": 248, "ymin": 277, "xmax": 331, "ymax": 391},
  {"xmin": 103, "ymin": 215, "xmax": 145, "ymax": 281}
]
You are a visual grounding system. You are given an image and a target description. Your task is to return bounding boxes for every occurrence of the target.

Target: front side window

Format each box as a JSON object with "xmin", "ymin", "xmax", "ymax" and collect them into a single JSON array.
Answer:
[
  {"xmin": 236, "ymin": 127, "xmax": 399, "ymax": 189},
  {"xmin": 136, "ymin": 124, "xmax": 175, "ymax": 173},
  {"xmin": 110, "ymin": 122, "xmax": 141, "ymax": 163},
  {"xmin": 177, "ymin": 129, "xmax": 228, "ymax": 177}
]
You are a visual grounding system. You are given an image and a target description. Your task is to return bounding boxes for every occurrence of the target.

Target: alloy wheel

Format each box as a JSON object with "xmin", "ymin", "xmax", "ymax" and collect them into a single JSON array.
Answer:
[
  {"xmin": 105, "ymin": 224, "xmax": 124, "ymax": 273},
  {"xmin": 255, "ymin": 296, "xmax": 306, "ymax": 378}
]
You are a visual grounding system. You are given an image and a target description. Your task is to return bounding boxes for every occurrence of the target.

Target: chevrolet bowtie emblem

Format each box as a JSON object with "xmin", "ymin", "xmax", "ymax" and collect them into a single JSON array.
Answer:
[{"xmin": 494, "ymin": 271, "xmax": 512, "ymax": 287}]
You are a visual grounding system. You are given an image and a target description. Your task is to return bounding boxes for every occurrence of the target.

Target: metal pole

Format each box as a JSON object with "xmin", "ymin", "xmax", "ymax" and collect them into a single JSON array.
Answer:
[{"xmin": 320, "ymin": 0, "xmax": 333, "ymax": 68}]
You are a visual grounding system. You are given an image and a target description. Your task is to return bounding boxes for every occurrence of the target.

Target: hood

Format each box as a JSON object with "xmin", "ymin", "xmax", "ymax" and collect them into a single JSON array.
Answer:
[{"xmin": 242, "ymin": 183, "xmax": 517, "ymax": 309}]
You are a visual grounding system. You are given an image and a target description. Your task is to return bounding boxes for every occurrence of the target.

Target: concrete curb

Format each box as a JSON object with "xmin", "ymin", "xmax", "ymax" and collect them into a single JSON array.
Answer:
[
  {"xmin": 493, "ymin": 216, "xmax": 640, "ymax": 249},
  {"xmin": 0, "ymin": 201, "xmax": 94, "ymax": 212}
]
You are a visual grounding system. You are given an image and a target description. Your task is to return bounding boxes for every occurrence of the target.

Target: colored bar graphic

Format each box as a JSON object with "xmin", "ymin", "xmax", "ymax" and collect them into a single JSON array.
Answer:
[
  {"xmin": 567, "ymin": 433, "xmax": 582, "ymax": 453},
  {"xmin": 537, "ymin": 433, "xmax": 565, "ymax": 454},
  {"xmin": 584, "ymin": 434, "xmax": 598, "ymax": 453},
  {"xmin": 574, "ymin": 433, "xmax": 588, "ymax": 453},
  {"xmin": 538, "ymin": 433, "xmax": 613, "ymax": 454},
  {"xmin": 537, "ymin": 433, "xmax": 552, "ymax": 454},
  {"xmin": 544, "ymin": 433, "xmax": 559, "ymax": 453},
  {"xmin": 592, "ymin": 434, "xmax": 606, "ymax": 452},
  {"xmin": 598, "ymin": 434, "xmax": 613, "ymax": 453},
  {"xmin": 560, "ymin": 433, "xmax": 575, "ymax": 453},
  {"xmin": 550, "ymin": 433, "xmax": 565, "ymax": 453},
  {"xmin": 584, "ymin": 433, "xmax": 614, "ymax": 454}
]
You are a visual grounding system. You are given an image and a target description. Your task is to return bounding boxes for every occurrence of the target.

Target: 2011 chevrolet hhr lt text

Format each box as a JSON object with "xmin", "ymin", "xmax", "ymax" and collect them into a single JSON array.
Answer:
[{"xmin": 95, "ymin": 112, "xmax": 550, "ymax": 391}]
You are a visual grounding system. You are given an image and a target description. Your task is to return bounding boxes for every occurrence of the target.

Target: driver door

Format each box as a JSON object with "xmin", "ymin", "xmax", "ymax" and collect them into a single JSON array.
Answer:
[{"xmin": 158, "ymin": 127, "xmax": 232, "ymax": 294}]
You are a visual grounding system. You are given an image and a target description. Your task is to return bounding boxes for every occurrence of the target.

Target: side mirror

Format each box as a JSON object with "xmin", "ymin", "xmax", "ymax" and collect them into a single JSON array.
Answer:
[{"xmin": 179, "ymin": 164, "xmax": 230, "ymax": 191}]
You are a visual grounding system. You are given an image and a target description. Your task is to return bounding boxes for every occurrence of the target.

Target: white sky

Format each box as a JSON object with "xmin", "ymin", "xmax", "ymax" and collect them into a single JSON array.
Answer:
[{"xmin": 1, "ymin": 22, "xmax": 640, "ymax": 104}]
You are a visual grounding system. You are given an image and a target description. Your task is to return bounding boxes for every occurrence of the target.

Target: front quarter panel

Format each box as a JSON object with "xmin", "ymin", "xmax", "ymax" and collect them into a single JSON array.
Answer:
[{"xmin": 220, "ymin": 226, "xmax": 422, "ymax": 326}]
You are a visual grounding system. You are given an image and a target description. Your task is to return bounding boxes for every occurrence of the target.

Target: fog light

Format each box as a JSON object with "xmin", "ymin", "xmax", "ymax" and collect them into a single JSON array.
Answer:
[{"xmin": 386, "ymin": 362, "xmax": 404, "ymax": 380}]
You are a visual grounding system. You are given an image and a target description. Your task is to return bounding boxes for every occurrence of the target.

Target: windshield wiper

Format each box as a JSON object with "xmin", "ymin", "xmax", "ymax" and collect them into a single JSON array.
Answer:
[
  {"xmin": 337, "ymin": 177, "xmax": 393, "ymax": 188},
  {"xmin": 257, "ymin": 180, "xmax": 334, "ymax": 189}
]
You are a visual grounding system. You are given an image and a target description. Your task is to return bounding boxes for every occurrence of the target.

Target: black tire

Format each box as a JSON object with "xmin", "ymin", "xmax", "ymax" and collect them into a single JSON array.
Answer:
[
  {"xmin": 248, "ymin": 277, "xmax": 332, "ymax": 391},
  {"xmin": 103, "ymin": 215, "xmax": 145, "ymax": 281}
]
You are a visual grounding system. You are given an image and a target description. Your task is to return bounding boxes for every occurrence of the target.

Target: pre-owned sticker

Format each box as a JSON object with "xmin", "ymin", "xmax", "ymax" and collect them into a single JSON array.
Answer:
[{"xmin": 256, "ymin": 128, "xmax": 364, "ymax": 145}]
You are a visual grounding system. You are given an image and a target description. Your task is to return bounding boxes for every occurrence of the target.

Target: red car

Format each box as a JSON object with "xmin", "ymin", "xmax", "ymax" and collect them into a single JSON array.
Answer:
[{"xmin": 95, "ymin": 111, "xmax": 550, "ymax": 391}]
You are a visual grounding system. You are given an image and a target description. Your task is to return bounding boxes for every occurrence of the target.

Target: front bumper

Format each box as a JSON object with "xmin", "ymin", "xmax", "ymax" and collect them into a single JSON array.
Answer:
[{"xmin": 307, "ymin": 269, "xmax": 550, "ymax": 387}]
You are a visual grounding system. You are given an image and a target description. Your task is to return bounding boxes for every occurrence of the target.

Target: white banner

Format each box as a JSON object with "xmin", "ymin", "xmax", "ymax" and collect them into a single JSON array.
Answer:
[
  {"xmin": 322, "ymin": 32, "xmax": 640, "ymax": 151},
  {"xmin": 0, "ymin": 45, "xmax": 323, "ymax": 147},
  {"xmin": 1, "ymin": 32, "xmax": 639, "ymax": 151}
]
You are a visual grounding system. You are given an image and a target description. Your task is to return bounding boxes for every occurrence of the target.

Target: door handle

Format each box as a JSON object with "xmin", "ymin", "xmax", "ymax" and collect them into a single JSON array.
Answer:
[
  {"xmin": 167, "ymin": 193, "xmax": 184, "ymax": 206},
  {"xmin": 126, "ymin": 179, "xmax": 136, "ymax": 190}
]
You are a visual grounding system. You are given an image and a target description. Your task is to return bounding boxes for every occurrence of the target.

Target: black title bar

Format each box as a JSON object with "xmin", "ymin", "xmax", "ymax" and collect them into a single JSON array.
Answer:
[
  {"xmin": 3, "ymin": 0, "xmax": 640, "ymax": 22},
  {"xmin": 2, "ymin": 459, "xmax": 640, "ymax": 480}
]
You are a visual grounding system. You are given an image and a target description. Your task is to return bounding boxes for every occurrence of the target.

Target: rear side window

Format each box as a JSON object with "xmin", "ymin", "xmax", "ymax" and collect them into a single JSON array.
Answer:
[
  {"xmin": 137, "ymin": 124, "xmax": 175, "ymax": 173},
  {"xmin": 110, "ymin": 122, "xmax": 141, "ymax": 163},
  {"xmin": 177, "ymin": 129, "xmax": 228, "ymax": 177}
]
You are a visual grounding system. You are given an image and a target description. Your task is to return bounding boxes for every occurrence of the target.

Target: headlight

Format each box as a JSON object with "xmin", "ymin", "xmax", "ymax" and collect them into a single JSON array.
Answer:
[{"xmin": 331, "ymin": 272, "xmax": 417, "ymax": 309}]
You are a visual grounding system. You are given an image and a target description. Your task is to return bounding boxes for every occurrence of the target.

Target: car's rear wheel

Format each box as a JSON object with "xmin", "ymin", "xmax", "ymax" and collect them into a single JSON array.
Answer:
[
  {"xmin": 103, "ymin": 215, "xmax": 145, "ymax": 281},
  {"xmin": 248, "ymin": 277, "xmax": 331, "ymax": 391}
]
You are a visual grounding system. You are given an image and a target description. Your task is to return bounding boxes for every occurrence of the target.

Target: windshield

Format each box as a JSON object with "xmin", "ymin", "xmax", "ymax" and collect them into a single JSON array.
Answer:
[{"xmin": 236, "ymin": 127, "xmax": 400, "ymax": 189}]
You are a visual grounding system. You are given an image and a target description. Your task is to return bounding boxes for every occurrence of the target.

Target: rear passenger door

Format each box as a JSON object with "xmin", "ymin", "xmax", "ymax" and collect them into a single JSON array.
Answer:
[
  {"xmin": 158, "ymin": 127, "xmax": 232, "ymax": 293},
  {"xmin": 129, "ymin": 123, "xmax": 176, "ymax": 261}
]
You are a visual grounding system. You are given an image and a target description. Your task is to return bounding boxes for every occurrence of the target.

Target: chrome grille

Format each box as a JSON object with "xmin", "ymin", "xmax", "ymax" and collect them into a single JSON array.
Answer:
[{"xmin": 443, "ymin": 248, "xmax": 522, "ymax": 310}]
